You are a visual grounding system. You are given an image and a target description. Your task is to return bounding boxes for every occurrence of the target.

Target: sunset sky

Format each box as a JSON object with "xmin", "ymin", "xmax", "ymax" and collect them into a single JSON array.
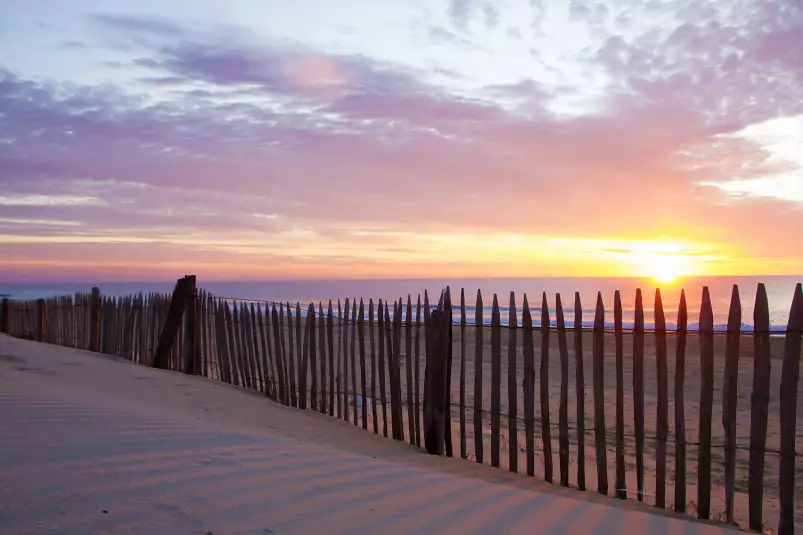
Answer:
[{"xmin": 1, "ymin": 0, "xmax": 801, "ymax": 281}]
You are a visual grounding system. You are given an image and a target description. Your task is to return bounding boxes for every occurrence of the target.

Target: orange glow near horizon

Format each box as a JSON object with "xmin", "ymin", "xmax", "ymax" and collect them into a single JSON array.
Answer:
[
  {"xmin": 2, "ymin": 229, "xmax": 799, "ymax": 281},
  {"xmin": 624, "ymin": 241, "xmax": 698, "ymax": 285},
  {"xmin": 645, "ymin": 256, "xmax": 686, "ymax": 284}
]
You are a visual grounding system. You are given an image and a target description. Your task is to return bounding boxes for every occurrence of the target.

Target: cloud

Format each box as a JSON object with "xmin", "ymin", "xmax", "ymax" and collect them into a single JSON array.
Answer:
[
  {"xmin": 1, "ymin": 4, "xmax": 802, "ymax": 278},
  {"xmin": 694, "ymin": 114, "xmax": 803, "ymax": 203},
  {"xmin": 0, "ymin": 195, "xmax": 105, "ymax": 206},
  {"xmin": 63, "ymin": 40, "xmax": 88, "ymax": 49},
  {"xmin": 92, "ymin": 14, "xmax": 186, "ymax": 37},
  {"xmin": 0, "ymin": 218, "xmax": 84, "ymax": 227},
  {"xmin": 703, "ymin": 176, "xmax": 803, "ymax": 203},
  {"xmin": 483, "ymin": 4, "xmax": 499, "ymax": 27},
  {"xmin": 449, "ymin": 0, "xmax": 473, "ymax": 30}
]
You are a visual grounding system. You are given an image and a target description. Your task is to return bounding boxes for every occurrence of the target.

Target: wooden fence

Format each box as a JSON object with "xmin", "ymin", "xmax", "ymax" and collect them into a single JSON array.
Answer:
[{"xmin": 1, "ymin": 280, "xmax": 802, "ymax": 534}]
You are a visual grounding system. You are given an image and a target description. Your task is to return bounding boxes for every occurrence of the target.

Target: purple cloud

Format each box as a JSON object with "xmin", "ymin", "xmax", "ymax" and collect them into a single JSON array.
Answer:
[
  {"xmin": 92, "ymin": 14, "xmax": 186, "ymax": 37},
  {"xmin": 1, "ymin": 4, "xmax": 802, "ymax": 279}
]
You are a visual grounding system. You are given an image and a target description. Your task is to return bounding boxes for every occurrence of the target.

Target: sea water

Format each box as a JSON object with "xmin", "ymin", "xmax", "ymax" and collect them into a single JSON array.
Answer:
[{"xmin": 1, "ymin": 276, "xmax": 799, "ymax": 331}]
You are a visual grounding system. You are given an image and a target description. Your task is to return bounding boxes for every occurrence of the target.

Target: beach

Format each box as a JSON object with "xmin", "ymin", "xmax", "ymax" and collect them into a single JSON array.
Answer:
[
  {"xmin": 281, "ymin": 323, "xmax": 797, "ymax": 532},
  {"xmin": 0, "ymin": 333, "xmax": 742, "ymax": 535}
]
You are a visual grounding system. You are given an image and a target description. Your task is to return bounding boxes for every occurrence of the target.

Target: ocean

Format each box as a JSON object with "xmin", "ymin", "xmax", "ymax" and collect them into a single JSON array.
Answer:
[{"xmin": 1, "ymin": 276, "xmax": 800, "ymax": 331}]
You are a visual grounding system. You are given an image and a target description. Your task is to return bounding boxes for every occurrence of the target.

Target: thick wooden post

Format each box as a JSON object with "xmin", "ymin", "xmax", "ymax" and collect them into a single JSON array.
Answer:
[
  {"xmin": 354, "ymin": 300, "xmax": 362, "ymax": 427},
  {"xmin": 674, "ymin": 290, "xmax": 688, "ymax": 513},
  {"xmin": 459, "ymin": 290, "xmax": 467, "ymax": 458},
  {"xmin": 360, "ymin": 299, "xmax": 368, "ymax": 428},
  {"xmin": 181, "ymin": 276, "xmax": 198, "ymax": 375},
  {"xmin": 633, "ymin": 289, "xmax": 645, "ymax": 501},
  {"xmin": 697, "ymin": 287, "xmax": 715, "ymax": 519},
  {"xmin": 89, "ymin": 287, "xmax": 101, "ymax": 352},
  {"xmin": 390, "ymin": 301, "xmax": 404, "ymax": 440},
  {"xmin": 377, "ymin": 299, "xmax": 387, "ymax": 434},
  {"xmin": 152, "ymin": 276, "xmax": 193, "ymax": 370},
  {"xmin": 286, "ymin": 303, "xmax": 297, "ymax": 406},
  {"xmin": 614, "ymin": 290, "xmax": 626, "ymax": 499},
  {"xmin": 369, "ymin": 299, "xmax": 378, "ymax": 433},
  {"xmin": 415, "ymin": 295, "xmax": 422, "ymax": 447},
  {"xmin": 443, "ymin": 288, "xmax": 453, "ymax": 457},
  {"xmin": 522, "ymin": 294, "xmax": 535, "ymax": 477},
  {"xmin": 424, "ymin": 307, "xmax": 448, "ymax": 456},
  {"xmin": 540, "ymin": 292, "xmax": 553, "ymax": 483},
  {"xmin": 1, "ymin": 298, "xmax": 9, "ymax": 334},
  {"xmin": 473, "ymin": 290, "xmax": 484, "ymax": 464},
  {"xmin": 574, "ymin": 292, "xmax": 586, "ymax": 491},
  {"xmin": 37, "ymin": 299, "xmax": 46, "ymax": 342},
  {"xmin": 491, "ymin": 294, "xmax": 502, "ymax": 468},
  {"xmin": 655, "ymin": 289, "xmax": 668, "ymax": 508},
  {"xmin": 748, "ymin": 284, "xmax": 771, "ymax": 531},
  {"xmin": 508, "ymin": 291, "xmax": 518, "ymax": 473},
  {"xmin": 309, "ymin": 303, "xmax": 318, "ymax": 410},
  {"xmin": 341, "ymin": 299, "xmax": 350, "ymax": 421},
  {"xmin": 407, "ymin": 295, "xmax": 416, "ymax": 445},
  {"xmin": 722, "ymin": 285, "xmax": 741, "ymax": 523},
  {"xmin": 592, "ymin": 292, "xmax": 608, "ymax": 495},
  {"xmin": 778, "ymin": 284, "xmax": 803, "ymax": 535},
  {"xmin": 271, "ymin": 303, "xmax": 286, "ymax": 402},
  {"xmin": 319, "ymin": 302, "xmax": 328, "ymax": 414},
  {"xmin": 556, "ymin": 294, "xmax": 570, "ymax": 487},
  {"xmin": 328, "ymin": 300, "xmax": 335, "ymax": 416}
]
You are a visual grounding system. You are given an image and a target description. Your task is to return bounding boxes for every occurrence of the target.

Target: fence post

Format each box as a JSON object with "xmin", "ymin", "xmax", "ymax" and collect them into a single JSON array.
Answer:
[
  {"xmin": 424, "ymin": 307, "xmax": 448, "ymax": 456},
  {"xmin": 89, "ymin": 287, "xmax": 101, "ymax": 352},
  {"xmin": 37, "ymin": 299, "xmax": 46, "ymax": 342},
  {"xmin": 1, "ymin": 298, "xmax": 8, "ymax": 334},
  {"xmin": 778, "ymin": 284, "xmax": 803, "ymax": 535},
  {"xmin": 181, "ymin": 275, "xmax": 198, "ymax": 375},
  {"xmin": 152, "ymin": 275, "xmax": 193, "ymax": 370}
]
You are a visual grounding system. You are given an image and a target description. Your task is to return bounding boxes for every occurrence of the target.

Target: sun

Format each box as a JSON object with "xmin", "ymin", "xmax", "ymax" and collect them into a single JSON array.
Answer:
[{"xmin": 643, "ymin": 252, "xmax": 690, "ymax": 284}]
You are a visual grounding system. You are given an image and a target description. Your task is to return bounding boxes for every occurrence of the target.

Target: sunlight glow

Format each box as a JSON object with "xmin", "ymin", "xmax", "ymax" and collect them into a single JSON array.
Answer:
[
  {"xmin": 643, "ymin": 253, "xmax": 690, "ymax": 284},
  {"xmin": 622, "ymin": 240, "xmax": 698, "ymax": 284},
  {"xmin": 0, "ymin": 225, "xmax": 785, "ymax": 279}
]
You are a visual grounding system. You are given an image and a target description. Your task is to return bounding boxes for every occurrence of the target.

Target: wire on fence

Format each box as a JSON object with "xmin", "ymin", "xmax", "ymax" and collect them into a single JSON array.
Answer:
[{"xmin": 212, "ymin": 296, "xmax": 793, "ymax": 335}]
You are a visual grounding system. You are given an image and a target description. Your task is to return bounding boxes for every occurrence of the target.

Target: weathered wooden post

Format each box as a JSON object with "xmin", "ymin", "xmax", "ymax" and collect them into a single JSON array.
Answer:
[
  {"xmin": 779, "ymin": 284, "xmax": 803, "ymax": 535},
  {"xmin": 697, "ymin": 287, "xmax": 715, "ymax": 519},
  {"xmin": 152, "ymin": 275, "xmax": 194, "ymax": 370},
  {"xmin": 443, "ymin": 288, "xmax": 454, "ymax": 457},
  {"xmin": 37, "ymin": 299, "xmax": 46, "ymax": 342},
  {"xmin": 424, "ymin": 305, "xmax": 448, "ymax": 456},
  {"xmin": 181, "ymin": 275, "xmax": 198, "ymax": 375},
  {"xmin": 89, "ymin": 287, "xmax": 101, "ymax": 352},
  {"xmin": 748, "ymin": 284, "xmax": 770, "ymax": 531},
  {"xmin": 0, "ymin": 297, "xmax": 9, "ymax": 334}
]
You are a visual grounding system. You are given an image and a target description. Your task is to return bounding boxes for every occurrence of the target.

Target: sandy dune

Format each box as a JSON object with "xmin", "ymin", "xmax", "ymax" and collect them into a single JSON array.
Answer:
[{"xmin": 0, "ymin": 333, "xmax": 742, "ymax": 535}]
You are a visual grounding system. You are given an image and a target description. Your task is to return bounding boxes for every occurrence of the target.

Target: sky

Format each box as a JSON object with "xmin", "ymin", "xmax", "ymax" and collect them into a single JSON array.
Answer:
[{"xmin": 0, "ymin": 0, "xmax": 801, "ymax": 282}]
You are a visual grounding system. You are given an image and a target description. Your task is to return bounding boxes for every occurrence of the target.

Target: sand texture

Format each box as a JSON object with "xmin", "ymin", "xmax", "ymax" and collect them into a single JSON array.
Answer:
[{"xmin": 0, "ymin": 333, "xmax": 746, "ymax": 535}]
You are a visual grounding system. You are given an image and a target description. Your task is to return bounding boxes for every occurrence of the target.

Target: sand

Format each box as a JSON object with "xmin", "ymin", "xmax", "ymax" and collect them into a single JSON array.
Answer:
[
  {"xmin": 249, "ymin": 322, "xmax": 796, "ymax": 533},
  {"xmin": 445, "ymin": 329, "xmax": 796, "ymax": 531},
  {"xmin": 0, "ymin": 333, "xmax": 742, "ymax": 535}
]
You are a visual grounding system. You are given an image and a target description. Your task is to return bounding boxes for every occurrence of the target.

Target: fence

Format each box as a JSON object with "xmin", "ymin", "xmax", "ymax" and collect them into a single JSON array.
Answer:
[{"xmin": 1, "ymin": 279, "xmax": 801, "ymax": 534}]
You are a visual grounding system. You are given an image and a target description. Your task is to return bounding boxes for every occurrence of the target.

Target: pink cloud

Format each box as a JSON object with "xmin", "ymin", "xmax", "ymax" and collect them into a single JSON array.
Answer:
[{"xmin": 1, "ymin": 6, "xmax": 802, "ymax": 279}]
